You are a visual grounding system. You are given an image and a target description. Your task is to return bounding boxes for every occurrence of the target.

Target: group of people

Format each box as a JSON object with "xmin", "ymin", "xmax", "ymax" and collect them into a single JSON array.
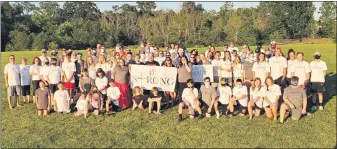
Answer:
[{"xmin": 4, "ymin": 41, "xmax": 328, "ymax": 124}]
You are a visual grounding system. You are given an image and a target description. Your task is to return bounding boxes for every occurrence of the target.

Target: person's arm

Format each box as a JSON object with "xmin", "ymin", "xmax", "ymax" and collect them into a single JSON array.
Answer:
[
  {"xmin": 48, "ymin": 91, "xmax": 51, "ymax": 111},
  {"xmin": 266, "ymin": 63, "xmax": 271, "ymax": 77},
  {"xmin": 79, "ymin": 79, "xmax": 84, "ymax": 92},
  {"xmin": 252, "ymin": 63, "xmax": 256, "ymax": 79},
  {"xmin": 4, "ymin": 66, "xmax": 8, "ymax": 88},
  {"xmin": 185, "ymin": 63, "xmax": 192, "ymax": 72},
  {"xmin": 282, "ymin": 59, "xmax": 287, "ymax": 81}
]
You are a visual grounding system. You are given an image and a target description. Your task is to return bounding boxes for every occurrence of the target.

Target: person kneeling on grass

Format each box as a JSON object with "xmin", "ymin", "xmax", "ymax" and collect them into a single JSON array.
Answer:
[
  {"xmin": 35, "ymin": 81, "xmax": 51, "ymax": 116},
  {"xmin": 87, "ymin": 86, "xmax": 103, "ymax": 115},
  {"xmin": 263, "ymin": 76, "xmax": 281, "ymax": 121},
  {"xmin": 247, "ymin": 78, "xmax": 266, "ymax": 119},
  {"xmin": 148, "ymin": 87, "xmax": 162, "ymax": 114},
  {"xmin": 75, "ymin": 92, "xmax": 89, "ymax": 118},
  {"xmin": 132, "ymin": 86, "xmax": 145, "ymax": 110},
  {"xmin": 228, "ymin": 79, "xmax": 248, "ymax": 118},
  {"xmin": 178, "ymin": 79, "xmax": 202, "ymax": 122},
  {"xmin": 199, "ymin": 77, "xmax": 217, "ymax": 118},
  {"xmin": 106, "ymin": 79, "xmax": 121, "ymax": 116},
  {"xmin": 215, "ymin": 78, "xmax": 232, "ymax": 118},
  {"xmin": 53, "ymin": 83, "xmax": 71, "ymax": 114},
  {"xmin": 279, "ymin": 76, "xmax": 307, "ymax": 124}
]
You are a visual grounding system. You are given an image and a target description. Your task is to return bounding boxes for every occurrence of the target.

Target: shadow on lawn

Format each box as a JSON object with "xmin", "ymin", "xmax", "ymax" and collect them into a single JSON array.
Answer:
[{"xmin": 307, "ymin": 72, "xmax": 337, "ymax": 114}]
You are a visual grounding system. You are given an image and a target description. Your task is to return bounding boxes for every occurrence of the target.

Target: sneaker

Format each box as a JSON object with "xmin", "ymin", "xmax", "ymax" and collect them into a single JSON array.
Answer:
[
  {"xmin": 233, "ymin": 110, "xmax": 239, "ymax": 115},
  {"xmin": 310, "ymin": 106, "xmax": 317, "ymax": 112},
  {"xmin": 319, "ymin": 106, "xmax": 323, "ymax": 110},
  {"xmin": 197, "ymin": 115, "xmax": 203, "ymax": 120},
  {"xmin": 277, "ymin": 121, "xmax": 283, "ymax": 124},
  {"xmin": 178, "ymin": 117, "xmax": 183, "ymax": 122},
  {"xmin": 216, "ymin": 113, "xmax": 220, "ymax": 119}
]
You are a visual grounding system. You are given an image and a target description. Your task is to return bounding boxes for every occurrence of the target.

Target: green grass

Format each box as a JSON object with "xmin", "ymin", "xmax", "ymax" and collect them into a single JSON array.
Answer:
[{"xmin": 1, "ymin": 44, "xmax": 336, "ymax": 148}]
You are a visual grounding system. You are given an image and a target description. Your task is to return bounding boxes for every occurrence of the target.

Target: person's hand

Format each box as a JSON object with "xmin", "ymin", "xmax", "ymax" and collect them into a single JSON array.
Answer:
[
  {"xmin": 5, "ymin": 83, "xmax": 9, "ymax": 88},
  {"xmin": 207, "ymin": 107, "xmax": 212, "ymax": 113},
  {"xmin": 289, "ymin": 103, "xmax": 295, "ymax": 109},
  {"xmin": 249, "ymin": 101, "xmax": 254, "ymax": 107},
  {"xmin": 304, "ymin": 80, "xmax": 309, "ymax": 85},
  {"xmin": 301, "ymin": 108, "xmax": 306, "ymax": 115},
  {"xmin": 66, "ymin": 79, "xmax": 71, "ymax": 83}
]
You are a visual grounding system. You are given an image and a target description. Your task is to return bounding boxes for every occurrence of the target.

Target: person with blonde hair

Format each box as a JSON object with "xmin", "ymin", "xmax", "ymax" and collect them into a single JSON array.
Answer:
[
  {"xmin": 85, "ymin": 56, "xmax": 97, "ymax": 80},
  {"xmin": 132, "ymin": 86, "xmax": 146, "ymax": 110},
  {"xmin": 96, "ymin": 54, "xmax": 109, "ymax": 74},
  {"xmin": 263, "ymin": 76, "xmax": 281, "ymax": 121},
  {"xmin": 247, "ymin": 78, "xmax": 266, "ymax": 119},
  {"xmin": 233, "ymin": 56, "xmax": 244, "ymax": 85},
  {"xmin": 111, "ymin": 59, "xmax": 131, "ymax": 109},
  {"xmin": 75, "ymin": 92, "xmax": 89, "ymax": 118}
]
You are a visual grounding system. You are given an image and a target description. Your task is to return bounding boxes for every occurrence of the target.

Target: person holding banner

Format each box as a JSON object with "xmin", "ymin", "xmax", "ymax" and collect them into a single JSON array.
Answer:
[
  {"xmin": 144, "ymin": 53, "xmax": 160, "ymax": 66},
  {"xmin": 220, "ymin": 51, "xmax": 233, "ymax": 87},
  {"xmin": 177, "ymin": 56, "xmax": 192, "ymax": 103},
  {"xmin": 178, "ymin": 79, "xmax": 203, "ymax": 122},
  {"xmin": 199, "ymin": 77, "xmax": 217, "ymax": 118},
  {"xmin": 252, "ymin": 53, "xmax": 270, "ymax": 86},
  {"xmin": 111, "ymin": 59, "xmax": 131, "ymax": 109},
  {"xmin": 163, "ymin": 57, "xmax": 176, "ymax": 108},
  {"xmin": 134, "ymin": 54, "xmax": 145, "ymax": 65}
]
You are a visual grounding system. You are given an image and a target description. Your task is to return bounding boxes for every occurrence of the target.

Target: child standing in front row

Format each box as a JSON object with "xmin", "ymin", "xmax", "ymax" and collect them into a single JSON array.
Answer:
[
  {"xmin": 148, "ymin": 87, "xmax": 162, "ymax": 114},
  {"xmin": 35, "ymin": 81, "xmax": 51, "ymax": 116},
  {"xmin": 75, "ymin": 92, "xmax": 89, "ymax": 118},
  {"xmin": 53, "ymin": 83, "xmax": 70, "ymax": 114}
]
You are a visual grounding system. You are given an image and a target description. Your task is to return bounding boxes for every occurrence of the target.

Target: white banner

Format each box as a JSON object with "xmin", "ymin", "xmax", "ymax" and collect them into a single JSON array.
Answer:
[
  {"xmin": 130, "ymin": 65, "xmax": 177, "ymax": 92},
  {"xmin": 191, "ymin": 65, "xmax": 214, "ymax": 82}
]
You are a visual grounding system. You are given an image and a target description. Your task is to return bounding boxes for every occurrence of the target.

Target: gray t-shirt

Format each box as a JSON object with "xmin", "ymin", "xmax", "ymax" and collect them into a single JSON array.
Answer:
[
  {"xmin": 112, "ymin": 66, "xmax": 129, "ymax": 84},
  {"xmin": 178, "ymin": 63, "xmax": 192, "ymax": 83},
  {"xmin": 35, "ymin": 88, "xmax": 50, "ymax": 109},
  {"xmin": 243, "ymin": 61, "xmax": 254, "ymax": 80},
  {"xmin": 79, "ymin": 77, "xmax": 95, "ymax": 92},
  {"xmin": 284, "ymin": 86, "xmax": 307, "ymax": 108},
  {"xmin": 200, "ymin": 85, "xmax": 217, "ymax": 106}
]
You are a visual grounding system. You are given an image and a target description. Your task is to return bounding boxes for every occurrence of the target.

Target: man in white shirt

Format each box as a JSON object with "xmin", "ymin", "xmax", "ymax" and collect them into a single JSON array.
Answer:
[
  {"xmin": 269, "ymin": 47, "xmax": 287, "ymax": 88},
  {"xmin": 20, "ymin": 58, "xmax": 31, "ymax": 104},
  {"xmin": 229, "ymin": 79, "xmax": 248, "ymax": 117},
  {"xmin": 291, "ymin": 52, "xmax": 311, "ymax": 90},
  {"xmin": 62, "ymin": 52, "xmax": 76, "ymax": 101},
  {"xmin": 309, "ymin": 52, "xmax": 328, "ymax": 111},
  {"xmin": 211, "ymin": 51, "xmax": 224, "ymax": 85},
  {"xmin": 39, "ymin": 49, "xmax": 51, "ymax": 66},
  {"xmin": 4, "ymin": 55, "xmax": 22, "ymax": 109}
]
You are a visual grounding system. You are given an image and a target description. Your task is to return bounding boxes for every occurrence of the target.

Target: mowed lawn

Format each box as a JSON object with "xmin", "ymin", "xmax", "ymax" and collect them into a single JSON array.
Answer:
[{"xmin": 1, "ymin": 44, "xmax": 336, "ymax": 148}]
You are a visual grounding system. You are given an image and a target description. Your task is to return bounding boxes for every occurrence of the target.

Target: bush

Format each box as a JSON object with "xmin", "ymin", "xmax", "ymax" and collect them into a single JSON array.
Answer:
[
  {"xmin": 8, "ymin": 30, "xmax": 32, "ymax": 51},
  {"xmin": 48, "ymin": 42, "xmax": 59, "ymax": 50}
]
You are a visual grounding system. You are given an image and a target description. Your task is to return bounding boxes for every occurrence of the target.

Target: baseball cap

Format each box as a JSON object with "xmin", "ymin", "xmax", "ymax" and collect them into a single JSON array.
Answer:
[
  {"xmin": 314, "ymin": 51, "xmax": 320, "ymax": 56},
  {"xmin": 41, "ymin": 49, "xmax": 47, "ymax": 53}
]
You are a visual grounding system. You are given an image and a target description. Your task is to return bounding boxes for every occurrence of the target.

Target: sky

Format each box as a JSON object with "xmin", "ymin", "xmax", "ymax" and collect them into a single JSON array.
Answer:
[{"xmin": 28, "ymin": 1, "xmax": 323, "ymax": 20}]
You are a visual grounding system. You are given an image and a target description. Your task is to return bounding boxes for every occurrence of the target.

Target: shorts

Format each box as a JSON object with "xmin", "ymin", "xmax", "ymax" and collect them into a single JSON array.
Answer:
[
  {"xmin": 237, "ymin": 102, "xmax": 247, "ymax": 114},
  {"xmin": 274, "ymin": 76, "xmax": 284, "ymax": 87},
  {"xmin": 75, "ymin": 79, "xmax": 80, "ymax": 89},
  {"xmin": 283, "ymin": 103, "xmax": 301, "ymax": 120},
  {"xmin": 254, "ymin": 104, "xmax": 263, "ymax": 110},
  {"xmin": 310, "ymin": 82, "xmax": 325, "ymax": 93},
  {"xmin": 49, "ymin": 84, "xmax": 58, "ymax": 94},
  {"xmin": 21, "ymin": 85, "xmax": 30, "ymax": 96},
  {"xmin": 7, "ymin": 86, "xmax": 21, "ymax": 96},
  {"xmin": 64, "ymin": 82, "xmax": 75, "ymax": 89},
  {"xmin": 32, "ymin": 80, "xmax": 40, "ymax": 94},
  {"xmin": 201, "ymin": 100, "xmax": 210, "ymax": 114}
]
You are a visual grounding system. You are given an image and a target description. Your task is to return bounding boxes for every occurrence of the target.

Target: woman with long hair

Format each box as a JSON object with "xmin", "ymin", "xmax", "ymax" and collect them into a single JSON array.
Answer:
[
  {"xmin": 96, "ymin": 54, "xmax": 109, "ymax": 75},
  {"xmin": 85, "ymin": 56, "xmax": 97, "ymax": 80},
  {"xmin": 247, "ymin": 78, "xmax": 265, "ymax": 119},
  {"xmin": 220, "ymin": 51, "xmax": 233, "ymax": 87},
  {"xmin": 177, "ymin": 56, "xmax": 192, "ymax": 103},
  {"xmin": 233, "ymin": 56, "xmax": 244, "ymax": 85},
  {"xmin": 111, "ymin": 59, "xmax": 131, "ymax": 109},
  {"xmin": 286, "ymin": 49, "xmax": 297, "ymax": 85},
  {"xmin": 30, "ymin": 57, "xmax": 42, "ymax": 104},
  {"xmin": 263, "ymin": 76, "xmax": 281, "ymax": 121},
  {"xmin": 252, "ymin": 53, "xmax": 270, "ymax": 86},
  {"xmin": 198, "ymin": 53, "xmax": 210, "ymax": 65},
  {"xmin": 163, "ymin": 57, "xmax": 176, "ymax": 108}
]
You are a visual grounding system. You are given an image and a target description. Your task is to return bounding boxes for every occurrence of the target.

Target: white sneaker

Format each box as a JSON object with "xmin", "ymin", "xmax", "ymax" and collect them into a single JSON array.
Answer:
[
  {"xmin": 216, "ymin": 113, "xmax": 220, "ymax": 119},
  {"xmin": 319, "ymin": 106, "xmax": 323, "ymax": 110}
]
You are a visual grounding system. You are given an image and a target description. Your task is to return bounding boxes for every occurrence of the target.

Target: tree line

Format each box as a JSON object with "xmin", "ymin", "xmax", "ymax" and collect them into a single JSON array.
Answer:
[{"xmin": 1, "ymin": 1, "xmax": 336, "ymax": 51}]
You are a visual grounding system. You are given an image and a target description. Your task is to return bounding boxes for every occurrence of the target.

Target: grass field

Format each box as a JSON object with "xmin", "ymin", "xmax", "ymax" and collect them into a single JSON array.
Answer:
[{"xmin": 1, "ymin": 44, "xmax": 336, "ymax": 148}]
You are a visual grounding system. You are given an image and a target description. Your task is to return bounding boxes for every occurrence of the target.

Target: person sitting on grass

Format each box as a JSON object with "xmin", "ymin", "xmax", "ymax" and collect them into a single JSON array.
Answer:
[
  {"xmin": 106, "ymin": 79, "xmax": 121, "ymax": 116},
  {"xmin": 247, "ymin": 78, "xmax": 266, "ymax": 120},
  {"xmin": 178, "ymin": 79, "xmax": 203, "ymax": 122},
  {"xmin": 87, "ymin": 86, "xmax": 103, "ymax": 115},
  {"xmin": 263, "ymin": 76, "xmax": 281, "ymax": 121},
  {"xmin": 148, "ymin": 87, "xmax": 162, "ymax": 114},
  {"xmin": 279, "ymin": 76, "xmax": 307, "ymax": 124},
  {"xmin": 132, "ymin": 86, "xmax": 145, "ymax": 110},
  {"xmin": 229, "ymin": 79, "xmax": 248, "ymax": 118},
  {"xmin": 199, "ymin": 77, "xmax": 217, "ymax": 118},
  {"xmin": 75, "ymin": 92, "xmax": 89, "ymax": 118},
  {"xmin": 35, "ymin": 81, "xmax": 51, "ymax": 116},
  {"xmin": 215, "ymin": 78, "xmax": 232, "ymax": 118},
  {"xmin": 53, "ymin": 83, "xmax": 70, "ymax": 114}
]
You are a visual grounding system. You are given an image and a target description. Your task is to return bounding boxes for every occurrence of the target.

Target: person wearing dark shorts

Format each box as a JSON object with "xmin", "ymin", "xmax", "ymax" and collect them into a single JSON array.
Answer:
[
  {"xmin": 229, "ymin": 79, "xmax": 248, "ymax": 117},
  {"xmin": 30, "ymin": 57, "xmax": 42, "ymax": 104},
  {"xmin": 20, "ymin": 58, "xmax": 31, "ymax": 103},
  {"xmin": 199, "ymin": 77, "xmax": 217, "ymax": 118},
  {"xmin": 279, "ymin": 76, "xmax": 307, "ymax": 124}
]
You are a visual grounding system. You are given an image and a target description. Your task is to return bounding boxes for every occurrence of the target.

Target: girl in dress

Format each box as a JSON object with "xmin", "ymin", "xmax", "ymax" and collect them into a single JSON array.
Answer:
[{"xmin": 35, "ymin": 81, "xmax": 50, "ymax": 116}]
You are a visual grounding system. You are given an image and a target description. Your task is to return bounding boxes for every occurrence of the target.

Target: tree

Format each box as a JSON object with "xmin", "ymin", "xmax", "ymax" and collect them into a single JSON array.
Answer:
[
  {"xmin": 318, "ymin": 2, "xmax": 336, "ymax": 38},
  {"xmin": 136, "ymin": 1, "xmax": 156, "ymax": 16}
]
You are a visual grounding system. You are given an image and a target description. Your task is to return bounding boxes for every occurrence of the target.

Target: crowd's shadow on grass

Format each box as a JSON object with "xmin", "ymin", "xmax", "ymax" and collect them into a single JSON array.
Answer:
[{"xmin": 307, "ymin": 72, "xmax": 336, "ymax": 114}]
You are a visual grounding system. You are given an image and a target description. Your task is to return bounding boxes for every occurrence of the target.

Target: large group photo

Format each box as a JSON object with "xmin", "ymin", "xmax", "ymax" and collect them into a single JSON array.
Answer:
[{"xmin": 1, "ymin": 1, "xmax": 336, "ymax": 148}]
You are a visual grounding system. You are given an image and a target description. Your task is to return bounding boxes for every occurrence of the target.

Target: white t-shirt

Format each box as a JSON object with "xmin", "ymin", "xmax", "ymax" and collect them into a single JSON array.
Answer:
[
  {"xmin": 107, "ymin": 86, "xmax": 121, "ymax": 100},
  {"xmin": 233, "ymin": 63, "xmax": 243, "ymax": 78},
  {"xmin": 76, "ymin": 98, "xmax": 88, "ymax": 111},
  {"xmin": 62, "ymin": 61, "xmax": 76, "ymax": 83},
  {"xmin": 216, "ymin": 86, "xmax": 232, "ymax": 104},
  {"xmin": 310, "ymin": 60, "xmax": 328, "ymax": 83},
  {"xmin": 95, "ymin": 77, "xmax": 108, "ymax": 94},
  {"xmin": 291, "ymin": 60, "xmax": 311, "ymax": 85},
  {"xmin": 39, "ymin": 56, "xmax": 51, "ymax": 66},
  {"xmin": 211, "ymin": 59, "xmax": 223, "ymax": 77},
  {"xmin": 30, "ymin": 64, "xmax": 42, "ymax": 80},
  {"xmin": 4, "ymin": 63, "xmax": 21, "ymax": 86},
  {"xmin": 20, "ymin": 65, "xmax": 31, "ymax": 86},
  {"xmin": 96, "ymin": 63, "xmax": 109, "ymax": 73},
  {"xmin": 53, "ymin": 90, "xmax": 70, "ymax": 112},
  {"xmin": 87, "ymin": 65, "xmax": 97, "ymax": 80},
  {"xmin": 39, "ymin": 65, "xmax": 50, "ymax": 81},
  {"xmin": 154, "ymin": 57, "xmax": 166, "ymax": 66},
  {"xmin": 182, "ymin": 88, "xmax": 199, "ymax": 109},
  {"xmin": 252, "ymin": 62, "xmax": 270, "ymax": 85},
  {"xmin": 48, "ymin": 66, "xmax": 63, "ymax": 84},
  {"xmin": 269, "ymin": 56, "xmax": 287, "ymax": 80},
  {"xmin": 286, "ymin": 59, "xmax": 298, "ymax": 78},
  {"xmin": 250, "ymin": 87, "xmax": 266, "ymax": 108},
  {"xmin": 227, "ymin": 47, "xmax": 239, "ymax": 54},
  {"xmin": 263, "ymin": 84, "xmax": 281, "ymax": 107},
  {"xmin": 233, "ymin": 86, "xmax": 248, "ymax": 107},
  {"xmin": 220, "ymin": 60, "xmax": 232, "ymax": 78}
]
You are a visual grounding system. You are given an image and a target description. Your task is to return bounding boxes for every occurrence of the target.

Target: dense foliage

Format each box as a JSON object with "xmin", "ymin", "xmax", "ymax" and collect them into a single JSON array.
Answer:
[{"xmin": 1, "ymin": 2, "xmax": 336, "ymax": 51}]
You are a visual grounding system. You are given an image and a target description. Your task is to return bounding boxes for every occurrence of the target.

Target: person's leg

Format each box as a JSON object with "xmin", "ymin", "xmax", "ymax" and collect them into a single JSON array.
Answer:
[
  {"xmin": 254, "ymin": 108, "xmax": 261, "ymax": 117},
  {"xmin": 7, "ymin": 87, "xmax": 13, "ymax": 109},
  {"xmin": 43, "ymin": 109, "xmax": 48, "ymax": 116},
  {"xmin": 148, "ymin": 101, "xmax": 153, "ymax": 113},
  {"xmin": 38, "ymin": 110, "xmax": 42, "ymax": 116},
  {"xmin": 106, "ymin": 100, "xmax": 111, "ymax": 114},
  {"xmin": 156, "ymin": 100, "xmax": 161, "ymax": 114},
  {"xmin": 139, "ymin": 101, "xmax": 144, "ymax": 109},
  {"xmin": 318, "ymin": 92, "xmax": 324, "ymax": 109},
  {"xmin": 248, "ymin": 104, "xmax": 253, "ymax": 119},
  {"xmin": 214, "ymin": 101, "xmax": 220, "ymax": 119},
  {"xmin": 228, "ymin": 101, "xmax": 234, "ymax": 117},
  {"xmin": 265, "ymin": 107, "xmax": 273, "ymax": 119},
  {"xmin": 271, "ymin": 105, "xmax": 278, "ymax": 121},
  {"xmin": 279, "ymin": 103, "xmax": 289, "ymax": 123},
  {"xmin": 132, "ymin": 100, "xmax": 137, "ymax": 110}
]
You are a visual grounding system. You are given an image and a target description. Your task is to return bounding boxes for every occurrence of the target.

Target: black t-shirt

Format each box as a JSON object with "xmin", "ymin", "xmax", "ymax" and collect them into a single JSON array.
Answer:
[
  {"xmin": 145, "ymin": 61, "xmax": 160, "ymax": 66},
  {"xmin": 133, "ymin": 94, "xmax": 146, "ymax": 104},
  {"xmin": 149, "ymin": 93, "xmax": 162, "ymax": 99},
  {"xmin": 126, "ymin": 60, "xmax": 136, "ymax": 67},
  {"xmin": 135, "ymin": 62, "xmax": 144, "ymax": 65}
]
